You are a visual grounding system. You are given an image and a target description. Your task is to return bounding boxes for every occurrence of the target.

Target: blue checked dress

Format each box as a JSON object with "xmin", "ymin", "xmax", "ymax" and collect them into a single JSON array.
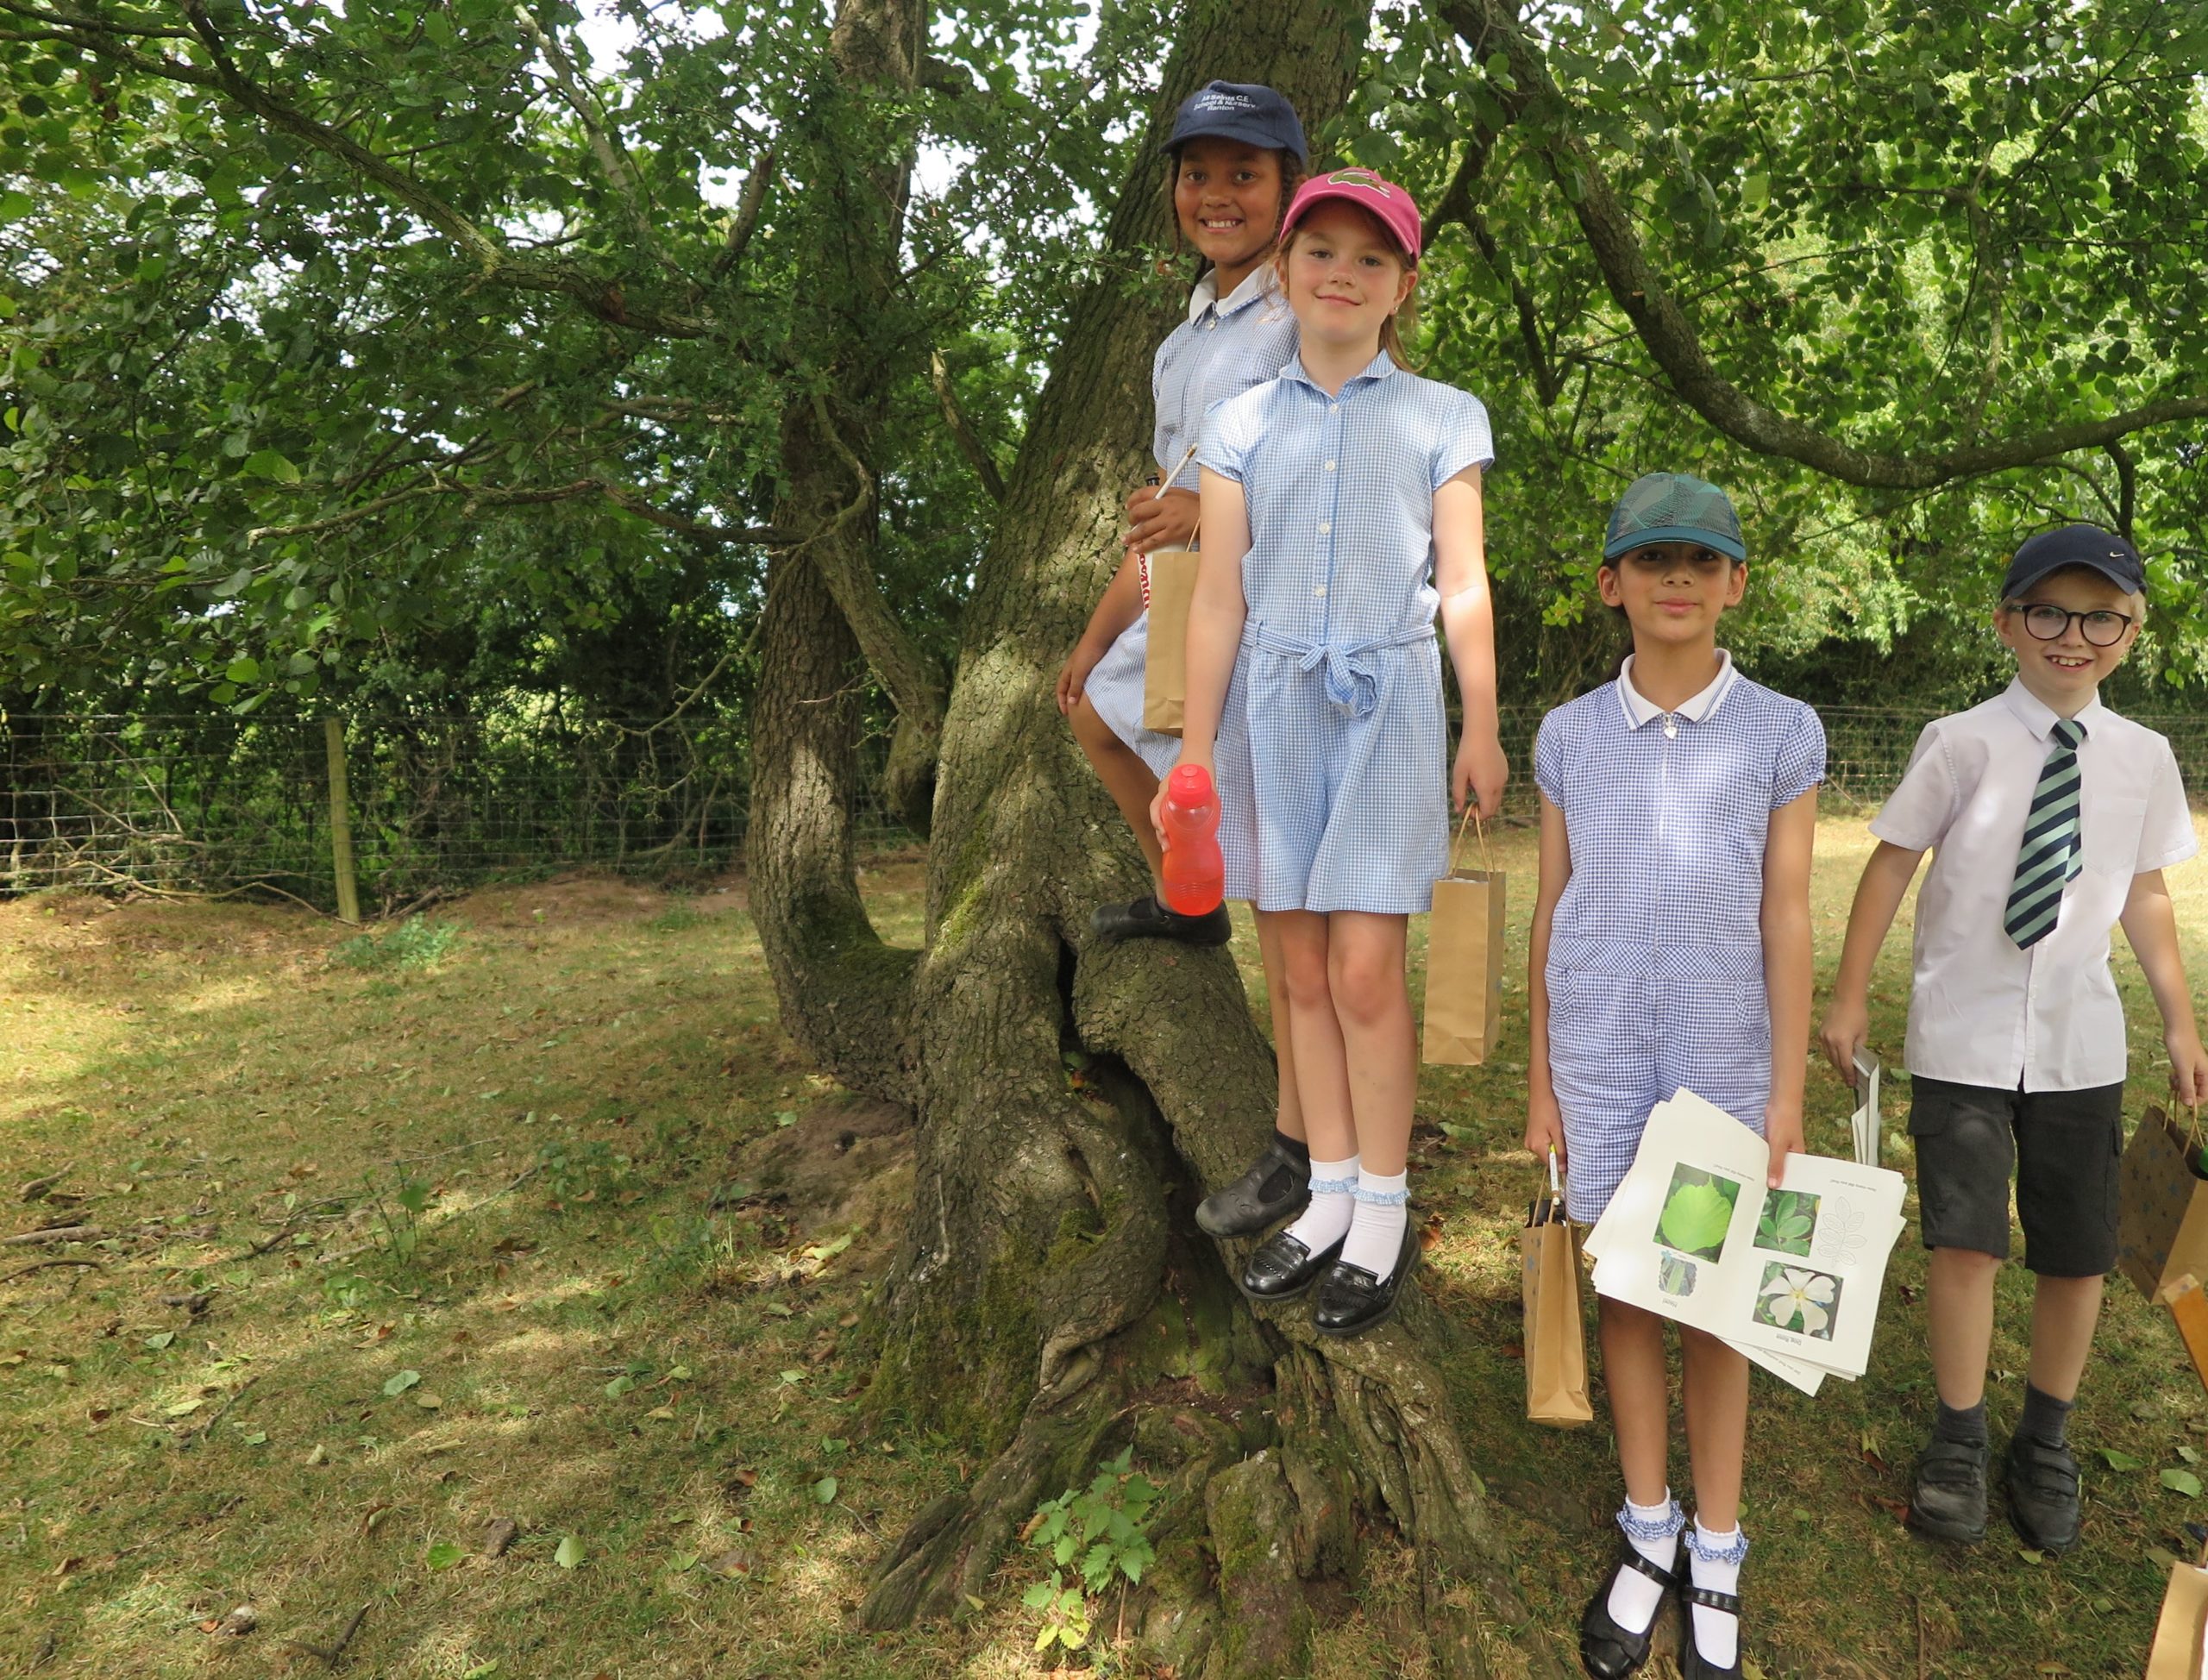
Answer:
[
  {"xmin": 1198, "ymin": 350, "xmax": 1494, "ymax": 913},
  {"xmin": 1083, "ymin": 266, "xmax": 1299, "ymax": 779},
  {"xmin": 1535, "ymin": 673, "xmax": 1827, "ymax": 1221}
]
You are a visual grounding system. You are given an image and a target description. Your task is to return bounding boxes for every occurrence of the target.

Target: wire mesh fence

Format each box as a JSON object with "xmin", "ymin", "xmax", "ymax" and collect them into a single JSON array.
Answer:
[{"xmin": 1, "ymin": 705, "xmax": 2202, "ymax": 912}]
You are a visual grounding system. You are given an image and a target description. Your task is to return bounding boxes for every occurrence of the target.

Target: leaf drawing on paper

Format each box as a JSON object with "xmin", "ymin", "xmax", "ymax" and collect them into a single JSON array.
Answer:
[
  {"xmin": 1753, "ymin": 1261, "xmax": 1842, "ymax": 1341},
  {"xmin": 1753, "ymin": 1189, "xmax": 1818, "ymax": 1257},
  {"xmin": 1810, "ymin": 1197, "xmax": 1867, "ymax": 1268},
  {"xmin": 1657, "ymin": 1166, "xmax": 1741, "ymax": 1263}
]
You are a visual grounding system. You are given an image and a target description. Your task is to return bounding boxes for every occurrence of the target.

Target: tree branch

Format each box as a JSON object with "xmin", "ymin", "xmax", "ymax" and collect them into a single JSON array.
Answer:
[
  {"xmin": 512, "ymin": 3, "xmax": 657, "ymax": 250},
  {"xmin": 247, "ymin": 476, "xmax": 786, "ymax": 545},
  {"xmin": 714, "ymin": 148, "xmax": 777, "ymax": 278},
  {"xmin": 927, "ymin": 350, "xmax": 1006, "ymax": 503},
  {"xmin": 1437, "ymin": 0, "xmax": 2208, "ymax": 491}
]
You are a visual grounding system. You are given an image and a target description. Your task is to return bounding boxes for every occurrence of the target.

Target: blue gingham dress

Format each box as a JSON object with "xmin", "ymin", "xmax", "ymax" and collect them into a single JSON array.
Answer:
[
  {"xmin": 1199, "ymin": 351, "xmax": 1494, "ymax": 913},
  {"xmin": 1535, "ymin": 674, "xmax": 1827, "ymax": 1221},
  {"xmin": 1083, "ymin": 267, "xmax": 1298, "ymax": 778}
]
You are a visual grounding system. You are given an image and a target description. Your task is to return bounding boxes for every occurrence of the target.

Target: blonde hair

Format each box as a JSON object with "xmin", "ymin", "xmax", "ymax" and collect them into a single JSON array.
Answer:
[{"xmin": 1275, "ymin": 208, "xmax": 1420, "ymax": 366}]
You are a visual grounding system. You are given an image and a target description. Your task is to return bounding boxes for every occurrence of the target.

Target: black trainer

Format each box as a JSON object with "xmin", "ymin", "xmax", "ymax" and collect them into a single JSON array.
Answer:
[
  {"xmin": 1090, "ymin": 893, "xmax": 1231, "ymax": 948},
  {"xmin": 2004, "ymin": 1434, "xmax": 2082, "ymax": 1554},
  {"xmin": 1312, "ymin": 1226, "xmax": 1418, "ymax": 1338},
  {"xmin": 1907, "ymin": 1433, "xmax": 1988, "ymax": 1545},
  {"xmin": 1196, "ymin": 1139, "xmax": 1311, "ymax": 1237}
]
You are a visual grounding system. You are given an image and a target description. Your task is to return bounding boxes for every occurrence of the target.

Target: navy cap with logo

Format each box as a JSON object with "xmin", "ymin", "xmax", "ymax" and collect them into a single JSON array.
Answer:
[
  {"xmin": 1162, "ymin": 81, "xmax": 1308, "ymax": 168},
  {"xmin": 2001, "ymin": 523, "xmax": 2146, "ymax": 600}
]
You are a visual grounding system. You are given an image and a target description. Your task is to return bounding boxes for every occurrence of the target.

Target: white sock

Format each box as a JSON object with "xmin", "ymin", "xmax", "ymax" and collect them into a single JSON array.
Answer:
[
  {"xmin": 1686, "ymin": 1519, "xmax": 1747, "ymax": 1668},
  {"xmin": 1607, "ymin": 1493, "xmax": 1681, "ymax": 1636},
  {"xmin": 1283, "ymin": 1155, "xmax": 1358, "ymax": 1253},
  {"xmin": 1340, "ymin": 1168, "xmax": 1409, "ymax": 1276}
]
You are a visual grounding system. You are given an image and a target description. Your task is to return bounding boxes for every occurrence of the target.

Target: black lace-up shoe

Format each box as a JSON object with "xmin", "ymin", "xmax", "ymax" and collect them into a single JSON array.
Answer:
[
  {"xmin": 1089, "ymin": 893, "xmax": 1232, "ymax": 948},
  {"xmin": 1239, "ymin": 1229, "xmax": 1343, "ymax": 1301},
  {"xmin": 2004, "ymin": 1434, "xmax": 2082, "ymax": 1554},
  {"xmin": 1195, "ymin": 1140, "xmax": 1312, "ymax": 1237},
  {"xmin": 1312, "ymin": 1226, "xmax": 1418, "ymax": 1338},
  {"xmin": 1907, "ymin": 1433, "xmax": 1988, "ymax": 1545}
]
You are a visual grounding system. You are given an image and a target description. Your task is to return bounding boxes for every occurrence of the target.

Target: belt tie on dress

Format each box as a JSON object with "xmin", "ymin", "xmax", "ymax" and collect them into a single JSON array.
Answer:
[{"xmin": 1244, "ymin": 621, "xmax": 1434, "ymax": 719}]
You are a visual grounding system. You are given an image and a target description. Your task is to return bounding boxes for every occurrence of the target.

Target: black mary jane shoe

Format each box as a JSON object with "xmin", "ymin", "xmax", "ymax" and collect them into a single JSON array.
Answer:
[
  {"xmin": 1239, "ymin": 1229, "xmax": 1344, "ymax": 1301},
  {"xmin": 1679, "ymin": 1583, "xmax": 1743, "ymax": 1680},
  {"xmin": 1311, "ymin": 1226, "xmax": 1418, "ymax": 1338},
  {"xmin": 1088, "ymin": 893, "xmax": 1232, "ymax": 948},
  {"xmin": 1196, "ymin": 1140, "xmax": 1313, "ymax": 1238},
  {"xmin": 1578, "ymin": 1541, "xmax": 1676, "ymax": 1680}
]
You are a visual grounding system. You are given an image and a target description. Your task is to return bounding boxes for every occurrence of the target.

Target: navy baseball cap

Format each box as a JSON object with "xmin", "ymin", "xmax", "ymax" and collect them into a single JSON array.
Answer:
[
  {"xmin": 1163, "ymin": 81, "xmax": 1308, "ymax": 167},
  {"xmin": 1603, "ymin": 472, "xmax": 1747, "ymax": 563},
  {"xmin": 2001, "ymin": 523, "xmax": 2146, "ymax": 599}
]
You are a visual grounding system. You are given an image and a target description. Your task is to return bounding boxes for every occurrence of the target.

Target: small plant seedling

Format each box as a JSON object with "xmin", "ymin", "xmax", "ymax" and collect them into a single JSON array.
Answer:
[{"xmin": 1020, "ymin": 1446, "xmax": 1160, "ymax": 1652}]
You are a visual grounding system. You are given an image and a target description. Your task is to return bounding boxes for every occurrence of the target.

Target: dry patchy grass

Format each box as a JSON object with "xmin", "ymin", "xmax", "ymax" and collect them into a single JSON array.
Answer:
[{"xmin": 1, "ymin": 818, "xmax": 2205, "ymax": 1678}]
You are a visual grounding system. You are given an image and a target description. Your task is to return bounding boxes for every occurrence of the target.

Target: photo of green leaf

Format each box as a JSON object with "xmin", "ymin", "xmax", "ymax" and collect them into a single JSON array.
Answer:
[
  {"xmin": 1753, "ymin": 1188, "xmax": 1819, "ymax": 1257},
  {"xmin": 1655, "ymin": 1165, "xmax": 1741, "ymax": 1262},
  {"xmin": 1657, "ymin": 1252, "xmax": 1697, "ymax": 1298}
]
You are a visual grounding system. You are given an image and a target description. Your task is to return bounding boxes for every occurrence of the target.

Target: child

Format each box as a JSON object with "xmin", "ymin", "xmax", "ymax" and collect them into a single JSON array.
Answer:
[
  {"xmin": 1525, "ymin": 474, "xmax": 1823, "ymax": 1680},
  {"xmin": 1163, "ymin": 167, "xmax": 1506, "ymax": 1338},
  {"xmin": 1057, "ymin": 80, "xmax": 1319, "ymax": 1240},
  {"xmin": 1820, "ymin": 523, "xmax": 2208, "ymax": 1557}
]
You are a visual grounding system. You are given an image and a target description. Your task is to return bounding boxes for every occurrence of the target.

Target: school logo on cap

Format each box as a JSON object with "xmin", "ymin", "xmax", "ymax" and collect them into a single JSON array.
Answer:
[
  {"xmin": 1192, "ymin": 90, "xmax": 1258, "ymax": 111},
  {"xmin": 1324, "ymin": 167, "xmax": 1394, "ymax": 196}
]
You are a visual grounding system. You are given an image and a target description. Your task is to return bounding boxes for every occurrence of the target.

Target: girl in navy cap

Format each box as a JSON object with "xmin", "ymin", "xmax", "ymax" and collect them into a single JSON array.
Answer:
[
  {"xmin": 1161, "ymin": 168, "xmax": 1505, "ymax": 1337},
  {"xmin": 1527, "ymin": 474, "xmax": 1824, "ymax": 1680},
  {"xmin": 1057, "ymin": 82, "xmax": 1320, "ymax": 1241}
]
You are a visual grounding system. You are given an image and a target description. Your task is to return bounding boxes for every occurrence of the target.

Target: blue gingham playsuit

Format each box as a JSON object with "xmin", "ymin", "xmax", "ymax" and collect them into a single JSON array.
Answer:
[
  {"xmin": 1536, "ymin": 673, "xmax": 1826, "ymax": 1222},
  {"xmin": 1198, "ymin": 350, "xmax": 1494, "ymax": 914},
  {"xmin": 1082, "ymin": 267, "xmax": 1299, "ymax": 779}
]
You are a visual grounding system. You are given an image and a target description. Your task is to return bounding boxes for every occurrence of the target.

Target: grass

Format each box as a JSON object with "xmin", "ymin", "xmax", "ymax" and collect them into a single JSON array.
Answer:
[{"xmin": 0, "ymin": 817, "xmax": 2205, "ymax": 1678}]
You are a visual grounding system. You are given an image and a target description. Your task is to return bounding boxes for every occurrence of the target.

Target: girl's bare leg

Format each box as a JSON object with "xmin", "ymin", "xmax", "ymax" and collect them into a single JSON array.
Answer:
[
  {"xmin": 1253, "ymin": 910, "xmax": 1307, "ymax": 1143},
  {"xmin": 1600, "ymin": 1295, "xmax": 1672, "ymax": 1507},
  {"xmin": 1679, "ymin": 1326, "xmax": 1748, "ymax": 1531},
  {"xmin": 1069, "ymin": 693, "xmax": 1164, "ymax": 886},
  {"xmin": 1270, "ymin": 910, "xmax": 1352, "ymax": 1162},
  {"xmin": 1323, "ymin": 910, "xmax": 1413, "ymax": 1171}
]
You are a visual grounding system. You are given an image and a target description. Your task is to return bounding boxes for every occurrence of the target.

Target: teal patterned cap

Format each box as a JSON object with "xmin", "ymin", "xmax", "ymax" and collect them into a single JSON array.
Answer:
[{"xmin": 1603, "ymin": 472, "xmax": 1746, "ymax": 562}]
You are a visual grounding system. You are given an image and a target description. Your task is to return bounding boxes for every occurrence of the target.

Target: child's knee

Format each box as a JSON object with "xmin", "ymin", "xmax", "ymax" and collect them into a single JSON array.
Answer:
[
  {"xmin": 1277, "ymin": 939, "xmax": 1333, "ymax": 1009},
  {"xmin": 1327, "ymin": 947, "xmax": 1404, "ymax": 1024},
  {"xmin": 1931, "ymin": 1245, "xmax": 2003, "ymax": 1281},
  {"xmin": 1068, "ymin": 693, "xmax": 1111, "ymax": 750}
]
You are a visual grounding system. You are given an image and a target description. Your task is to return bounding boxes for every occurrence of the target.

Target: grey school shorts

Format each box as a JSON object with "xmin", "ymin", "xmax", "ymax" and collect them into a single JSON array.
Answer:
[{"xmin": 1908, "ymin": 1075, "xmax": 2125, "ymax": 1278}]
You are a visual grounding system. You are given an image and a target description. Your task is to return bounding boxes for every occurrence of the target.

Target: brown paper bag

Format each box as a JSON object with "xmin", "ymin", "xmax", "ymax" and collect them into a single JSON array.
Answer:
[
  {"xmin": 1421, "ymin": 811, "xmax": 1506, "ymax": 1066},
  {"xmin": 1141, "ymin": 545, "xmax": 1201, "ymax": 736},
  {"xmin": 2146, "ymin": 1546, "xmax": 2208, "ymax": 1680},
  {"xmin": 1521, "ymin": 1160, "xmax": 1592, "ymax": 1428},
  {"xmin": 2117, "ymin": 1106, "xmax": 2208, "ymax": 1305}
]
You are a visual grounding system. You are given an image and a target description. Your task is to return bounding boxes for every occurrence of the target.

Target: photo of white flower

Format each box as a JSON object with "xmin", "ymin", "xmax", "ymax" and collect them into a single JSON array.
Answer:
[{"xmin": 1753, "ymin": 1260, "xmax": 1841, "ymax": 1341}]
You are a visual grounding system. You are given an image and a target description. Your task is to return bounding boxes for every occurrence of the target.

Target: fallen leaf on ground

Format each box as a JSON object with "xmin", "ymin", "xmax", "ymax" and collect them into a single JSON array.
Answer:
[
  {"xmin": 480, "ymin": 1517, "xmax": 520, "ymax": 1558},
  {"xmin": 554, "ymin": 1534, "xmax": 585, "ymax": 1569}
]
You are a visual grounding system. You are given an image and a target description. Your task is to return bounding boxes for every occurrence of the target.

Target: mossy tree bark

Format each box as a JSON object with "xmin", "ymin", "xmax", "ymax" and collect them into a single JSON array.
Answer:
[{"xmin": 749, "ymin": 3, "xmax": 1571, "ymax": 1672}]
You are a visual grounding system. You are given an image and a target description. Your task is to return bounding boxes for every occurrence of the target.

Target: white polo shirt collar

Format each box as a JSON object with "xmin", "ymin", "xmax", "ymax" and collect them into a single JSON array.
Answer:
[
  {"xmin": 1998, "ymin": 675, "xmax": 2104, "ymax": 743},
  {"xmin": 1616, "ymin": 649, "xmax": 1737, "ymax": 730},
  {"xmin": 1187, "ymin": 264, "xmax": 1276, "ymax": 325}
]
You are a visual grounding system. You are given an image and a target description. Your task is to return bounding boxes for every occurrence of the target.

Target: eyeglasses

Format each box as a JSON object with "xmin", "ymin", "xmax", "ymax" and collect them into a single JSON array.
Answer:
[{"xmin": 2017, "ymin": 604, "xmax": 2134, "ymax": 648}]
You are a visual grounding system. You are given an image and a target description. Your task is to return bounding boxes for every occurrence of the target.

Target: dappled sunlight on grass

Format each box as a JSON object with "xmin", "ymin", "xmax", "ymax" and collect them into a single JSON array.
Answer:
[{"xmin": 3, "ymin": 822, "xmax": 2206, "ymax": 1676}]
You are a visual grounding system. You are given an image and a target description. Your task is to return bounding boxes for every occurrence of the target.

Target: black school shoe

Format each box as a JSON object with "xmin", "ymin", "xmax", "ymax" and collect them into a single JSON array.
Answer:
[
  {"xmin": 1196, "ymin": 1139, "xmax": 1312, "ymax": 1237},
  {"xmin": 1239, "ymin": 1229, "xmax": 1343, "ymax": 1301},
  {"xmin": 1578, "ymin": 1540, "xmax": 1675, "ymax": 1680},
  {"xmin": 1907, "ymin": 1433, "xmax": 1988, "ymax": 1545},
  {"xmin": 1312, "ymin": 1225, "xmax": 1418, "ymax": 1338},
  {"xmin": 2004, "ymin": 1434, "xmax": 2082, "ymax": 1554},
  {"xmin": 1089, "ymin": 893, "xmax": 1232, "ymax": 948},
  {"xmin": 1679, "ymin": 1583, "xmax": 1743, "ymax": 1680}
]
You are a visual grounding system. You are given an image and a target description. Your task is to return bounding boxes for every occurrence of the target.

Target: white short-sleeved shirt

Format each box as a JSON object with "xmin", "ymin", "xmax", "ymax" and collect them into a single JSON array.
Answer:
[
  {"xmin": 1872, "ymin": 678, "xmax": 2198, "ymax": 1092},
  {"xmin": 1151, "ymin": 266, "xmax": 1299, "ymax": 491}
]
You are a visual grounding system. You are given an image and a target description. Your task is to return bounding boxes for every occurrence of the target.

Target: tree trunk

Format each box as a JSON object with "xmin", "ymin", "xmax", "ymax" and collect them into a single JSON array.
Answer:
[{"xmin": 749, "ymin": 3, "xmax": 1572, "ymax": 1671}]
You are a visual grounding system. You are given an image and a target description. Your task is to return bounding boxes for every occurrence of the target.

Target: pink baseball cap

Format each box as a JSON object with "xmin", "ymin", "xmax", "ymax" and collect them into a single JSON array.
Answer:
[{"xmin": 1280, "ymin": 166, "xmax": 1422, "ymax": 262}]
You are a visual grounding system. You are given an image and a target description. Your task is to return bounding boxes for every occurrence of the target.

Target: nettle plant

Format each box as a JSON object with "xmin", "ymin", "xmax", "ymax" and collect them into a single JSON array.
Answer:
[{"xmin": 1020, "ymin": 1447, "xmax": 1160, "ymax": 1656}]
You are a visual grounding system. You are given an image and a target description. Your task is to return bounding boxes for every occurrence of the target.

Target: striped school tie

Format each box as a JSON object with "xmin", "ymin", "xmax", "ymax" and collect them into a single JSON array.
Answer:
[{"xmin": 2004, "ymin": 718, "xmax": 2085, "ymax": 949}]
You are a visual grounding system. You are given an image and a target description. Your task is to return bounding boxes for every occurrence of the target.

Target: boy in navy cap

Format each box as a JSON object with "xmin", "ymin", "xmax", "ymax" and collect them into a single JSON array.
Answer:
[{"xmin": 1822, "ymin": 523, "xmax": 2208, "ymax": 1556}]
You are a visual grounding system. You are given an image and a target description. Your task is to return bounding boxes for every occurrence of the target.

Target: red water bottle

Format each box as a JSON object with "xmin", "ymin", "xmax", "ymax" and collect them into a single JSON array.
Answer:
[{"xmin": 1159, "ymin": 764, "xmax": 1224, "ymax": 916}]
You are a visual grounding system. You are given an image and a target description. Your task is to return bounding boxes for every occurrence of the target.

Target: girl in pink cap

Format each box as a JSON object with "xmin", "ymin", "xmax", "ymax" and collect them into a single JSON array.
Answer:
[{"xmin": 1158, "ymin": 167, "xmax": 1505, "ymax": 1337}]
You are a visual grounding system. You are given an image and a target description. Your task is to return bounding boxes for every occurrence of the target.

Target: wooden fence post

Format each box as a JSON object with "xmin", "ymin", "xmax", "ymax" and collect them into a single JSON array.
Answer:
[{"xmin": 323, "ymin": 716, "xmax": 361, "ymax": 925}]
